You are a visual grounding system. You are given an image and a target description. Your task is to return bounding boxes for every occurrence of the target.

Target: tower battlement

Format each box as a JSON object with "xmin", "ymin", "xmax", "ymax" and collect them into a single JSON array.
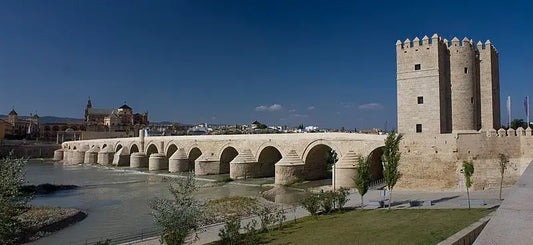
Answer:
[
  {"xmin": 396, "ymin": 34, "xmax": 497, "ymax": 52},
  {"xmin": 396, "ymin": 34, "xmax": 501, "ymax": 135}
]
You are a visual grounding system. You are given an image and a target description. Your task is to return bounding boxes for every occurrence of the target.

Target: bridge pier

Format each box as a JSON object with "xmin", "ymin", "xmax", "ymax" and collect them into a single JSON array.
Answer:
[
  {"xmin": 195, "ymin": 154, "xmax": 220, "ymax": 175},
  {"xmin": 63, "ymin": 150, "xmax": 71, "ymax": 163},
  {"xmin": 130, "ymin": 152, "xmax": 148, "ymax": 168},
  {"xmin": 230, "ymin": 149, "xmax": 258, "ymax": 179},
  {"xmin": 335, "ymin": 151, "xmax": 359, "ymax": 189},
  {"xmin": 84, "ymin": 147, "xmax": 99, "ymax": 164},
  {"xmin": 54, "ymin": 149, "xmax": 64, "ymax": 161},
  {"xmin": 169, "ymin": 149, "xmax": 189, "ymax": 173},
  {"xmin": 112, "ymin": 148, "xmax": 130, "ymax": 166},
  {"xmin": 149, "ymin": 153, "xmax": 168, "ymax": 171},
  {"xmin": 98, "ymin": 148, "xmax": 114, "ymax": 165},
  {"xmin": 275, "ymin": 150, "xmax": 305, "ymax": 185},
  {"xmin": 70, "ymin": 149, "xmax": 85, "ymax": 164}
]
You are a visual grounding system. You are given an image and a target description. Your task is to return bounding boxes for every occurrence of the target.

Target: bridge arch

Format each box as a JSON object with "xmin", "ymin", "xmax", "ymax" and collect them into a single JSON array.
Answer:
[
  {"xmin": 302, "ymin": 141, "xmax": 340, "ymax": 181},
  {"xmin": 367, "ymin": 146, "xmax": 384, "ymax": 182},
  {"xmin": 129, "ymin": 143, "xmax": 140, "ymax": 154},
  {"xmin": 302, "ymin": 139, "xmax": 342, "ymax": 162},
  {"xmin": 188, "ymin": 147, "xmax": 202, "ymax": 169},
  {"xmin": 219, "ymin": 146, "xmax": 238, "ymax": 174},
  {"xmin": 257, "ymin": 146, "xmax": 282, "ymax": 177},
  {"xmin": 166, "ymin": 144, "xmax": 179, "ymax": 159},
  {"xmin": 115, "ymin": 143, "xmax": 123, "ymax": 153},
  {"xmin": 146, "ymin": 144, "xmax": 159, "ymax": 156}
]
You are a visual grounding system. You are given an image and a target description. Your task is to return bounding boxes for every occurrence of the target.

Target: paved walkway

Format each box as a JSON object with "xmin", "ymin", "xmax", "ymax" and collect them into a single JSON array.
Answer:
[
  {"xmin": 124, "ymin": 187, "xmax": 508, "ymax": 245},
  {"xmin": 476, "ymin": 161, "xmax": 533, "ymax": 244}
]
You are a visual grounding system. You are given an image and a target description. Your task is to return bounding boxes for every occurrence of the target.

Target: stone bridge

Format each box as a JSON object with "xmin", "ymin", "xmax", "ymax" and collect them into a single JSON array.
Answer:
[{"xmin": 54, "ymin": 132, "xmax": 386, "ymax": 188}]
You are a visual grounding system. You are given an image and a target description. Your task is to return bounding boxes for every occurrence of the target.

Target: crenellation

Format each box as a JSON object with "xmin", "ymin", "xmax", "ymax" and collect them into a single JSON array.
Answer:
[
  {"xmin": 422, "ymin": 35, "xmax": 429, "ymax": 45},
  {"xmin": 477, "ymin": 40, "xmax": 483, "ymax": 49},
  {"xmin": 404, "ymin": 38, "xmax": 411, "ymax": 48},
  {"xmin": 451, "ymin": 37, "xmax": 460, "ymax": 46},
  {"xmin": 498, "ymin": 128, "xmax": 506, "ymax": 137},
  {"xmin": 413, "ymin": 37, "xmax": 420, "ymax": 47},
  {"xmin": 462, "ymin": 37, "xmax": 470, "ymax": 47},
  {"xmin": 516, "ymin": 127, "xmax": 525, "ymax": 136}
]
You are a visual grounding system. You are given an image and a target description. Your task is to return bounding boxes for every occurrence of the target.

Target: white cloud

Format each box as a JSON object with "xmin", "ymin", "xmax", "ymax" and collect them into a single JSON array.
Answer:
[
  {"xmin": 307, "ymin": 106, "xmax": 315, "ymax": 111},
  {"xmin": 255, "ymin": 104, "xmax": 283, "ymax": 112},
  {"xmin": 357, "ymin": 103, "xmax": 384, "ymax": 110},
  {"xmin": 290, "ymin": 113, "xmax": 308, "ymax": 118}
]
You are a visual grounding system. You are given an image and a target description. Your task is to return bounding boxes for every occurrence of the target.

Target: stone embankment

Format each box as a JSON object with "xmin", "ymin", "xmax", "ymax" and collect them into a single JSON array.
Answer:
[{"xmin": 0, "ymin": 140, "xmax": 59, "ymax": 158}]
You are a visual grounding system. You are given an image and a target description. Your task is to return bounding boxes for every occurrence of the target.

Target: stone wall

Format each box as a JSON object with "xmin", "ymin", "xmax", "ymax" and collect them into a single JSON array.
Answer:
[{"xmin": 397, "ymin": 129, "xmax": 533, "ymax": 191}]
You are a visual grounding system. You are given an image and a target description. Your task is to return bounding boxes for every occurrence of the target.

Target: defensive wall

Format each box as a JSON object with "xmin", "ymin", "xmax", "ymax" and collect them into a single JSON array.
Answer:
[{"xmin": 398, "ymin": 128, "xmax": 533, "ymax": 191}]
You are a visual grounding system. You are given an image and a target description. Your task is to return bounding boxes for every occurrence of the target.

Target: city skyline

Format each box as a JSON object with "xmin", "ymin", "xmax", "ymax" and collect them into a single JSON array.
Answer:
[{"xmin": 1, "ymin": 1, "xmax": 533, "ymax": 129}]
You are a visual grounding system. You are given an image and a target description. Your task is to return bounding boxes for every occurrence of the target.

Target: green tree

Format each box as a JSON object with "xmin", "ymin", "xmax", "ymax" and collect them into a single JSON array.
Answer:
[
  {"xmin": 297, "ymin": 124, "xmax": 304, "ymax": 130},
  {"xmin": 150, "ymin": 174, "xmax": 205, "ymax": 245},
  {"xmin": 462, "ymin": 161, "xmax": 475, "ymax": 209},
  {"xmin": 498, "ymin": 154, "xmax": 510, "ymax": 201},
  {"xmin": 325, "ymin": 149, "xmax": 338, "ymax": 193},
  {"xmin": 382, "ymin": 131, "xmax": 403, "ymax": 210},
  {"xmin": 0, "ymin": 153, "xmax": 30, "ymax": 244},
  {"xmin": 325, "ymin": 149, "xmax": 338, "ymax": 171},
  {"xmin": 510, "ymin": 119, "xmax": 528, "ymax": 130},
  {"xmin": 354, "ymin": 156, "xmax": 371, "ymax": 208}
]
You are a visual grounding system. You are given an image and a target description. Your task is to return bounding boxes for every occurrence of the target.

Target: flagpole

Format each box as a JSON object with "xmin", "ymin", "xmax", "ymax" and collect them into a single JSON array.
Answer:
[
  {"xmin": 507, "ymin": 96, "xmax": 511, "ymax": 128},
  {"xmin": 528, "ymin": 96, "xmax": 530, "ymax": 127}
]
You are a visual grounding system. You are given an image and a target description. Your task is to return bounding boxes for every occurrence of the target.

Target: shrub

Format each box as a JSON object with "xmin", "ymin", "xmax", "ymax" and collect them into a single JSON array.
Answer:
[
  {"xmin": 274, "ymin": 207, "xmax": 286, "ymax": 230},
  {"xmin": 320, "ymin": 191, "xmax": 336, "ymax": 214},
  {"xmin": 301, "ymin": 194, "xmax": 321, "ymax": 216},
  {"xmin": 242, "ymin": 219, "xmax": 260, "ymax": 244},
  {"xmin": 0, "ymin": 153, "xmax": 30, "ymax": 244},
  {"xmin": 218, "ymin": 215, "xmax": 241, "ymax": 245},
  {"xmin": 334, "ymin": 188, "xmax": 350, "ymax": 210},
  {"xmin": 255, "ymin": 206, "xmax": 276, "ymax": 232},
  {"xmin": 150, "ymin": 174, "xmax": 205, "ymax": 245}
]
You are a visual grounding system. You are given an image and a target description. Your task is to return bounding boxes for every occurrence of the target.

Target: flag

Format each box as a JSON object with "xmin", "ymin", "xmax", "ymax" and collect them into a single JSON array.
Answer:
[
  {"xmin": 507, "ymin": 96, "xmax": 511, "ymax": 127},
  {"xmin": 526, "ymin": 96, "xmax": 530, "ymax": 125},
  {"xmin": 525, "ymin": 97, "xmax": 529, "ymax": 118}
]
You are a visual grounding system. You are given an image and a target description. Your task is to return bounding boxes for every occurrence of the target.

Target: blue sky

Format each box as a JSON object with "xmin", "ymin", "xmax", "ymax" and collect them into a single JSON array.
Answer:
[{"xmin": 1, "ymin": 1, "xmax": 532, "ymax": 129}]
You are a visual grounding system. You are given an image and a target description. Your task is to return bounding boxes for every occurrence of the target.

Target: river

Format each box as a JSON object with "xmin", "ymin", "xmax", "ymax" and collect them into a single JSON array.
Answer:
[{"xmin": 25, "ymin": 159, "xmax": 306, "ymax": 244}]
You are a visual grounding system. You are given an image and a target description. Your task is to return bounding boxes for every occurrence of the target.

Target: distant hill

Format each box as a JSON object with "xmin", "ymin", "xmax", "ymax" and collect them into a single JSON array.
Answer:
[{"xmin": 0, "ymin": 115, "xmax": 84, "ymax": 124}]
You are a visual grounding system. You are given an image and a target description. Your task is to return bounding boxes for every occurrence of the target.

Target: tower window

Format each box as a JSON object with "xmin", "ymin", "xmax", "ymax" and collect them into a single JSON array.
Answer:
[
  {"xmin": 464, "ymin": 67, "xmax": 468, "ymax": 74},
  {"xmin": 416, "ymin": 124, "xmax": 422, "ymax": 133},
  {"xmin": 471, "ymin": 97, "xmax": 474, "ymax": 103},
  {"xmin": 417, "ymin": 96, "xmax": 424, "ymax": 104},
  {"xmin": 414, "ymin": 64, "xmax": 421, "ymax": 70}
]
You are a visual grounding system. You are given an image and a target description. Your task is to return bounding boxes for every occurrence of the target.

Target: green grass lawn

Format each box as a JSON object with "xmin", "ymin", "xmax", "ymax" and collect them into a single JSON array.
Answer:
[{"xmin": 259, "ymin": 209, "xmax": 491, "ymax": 245}]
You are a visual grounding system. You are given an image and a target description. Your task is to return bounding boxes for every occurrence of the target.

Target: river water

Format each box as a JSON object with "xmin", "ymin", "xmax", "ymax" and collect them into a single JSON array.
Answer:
[{"xmin": 25, "ymin": 159, "xmax": 306, "ymax": 244}]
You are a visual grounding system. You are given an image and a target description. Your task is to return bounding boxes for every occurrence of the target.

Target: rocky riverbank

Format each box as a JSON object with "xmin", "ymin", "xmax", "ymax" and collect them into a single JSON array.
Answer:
[{"xmin": 18, "ymin": 206, "xmax": 87, "ymax": 242}]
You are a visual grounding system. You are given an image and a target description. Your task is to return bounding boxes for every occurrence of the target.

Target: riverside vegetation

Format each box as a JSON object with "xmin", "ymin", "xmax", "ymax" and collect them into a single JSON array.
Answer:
[
  {"xmin": 0, "ymin": 153, "xmax": 85, "ymax": 244},
  {"xmin": 150, "ymin": 173, "xmax": 280, "ymax": 245}
]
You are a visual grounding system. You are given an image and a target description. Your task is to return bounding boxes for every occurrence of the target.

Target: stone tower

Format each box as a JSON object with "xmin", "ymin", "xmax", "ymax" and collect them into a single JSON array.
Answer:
[
  {"xmin": 85, "ymin": 97, "xmax": 92, "ymax": 121},
  {"xmin": 396, "ymin": 34, "xmax": 500, "ymax": 134}
]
